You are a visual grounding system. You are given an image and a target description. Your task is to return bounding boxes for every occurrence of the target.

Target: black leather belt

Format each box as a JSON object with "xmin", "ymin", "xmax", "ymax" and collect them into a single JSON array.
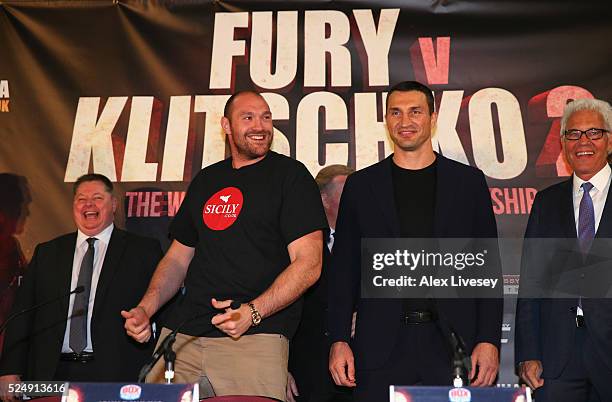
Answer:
[
  {"xmin": 60, "ymin": 352, "xmax": 94, "ymax": 362},
  {"xmin": 403, "ymin": 311, "xmax": 437, "ymax": 324}
]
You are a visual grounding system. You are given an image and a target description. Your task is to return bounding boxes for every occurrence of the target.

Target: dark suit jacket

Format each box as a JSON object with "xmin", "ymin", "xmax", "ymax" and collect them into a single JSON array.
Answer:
[
  {"xmin": 515, "ymin": 174, "xmax": 612, "ymax": 378},
  {"xmin": 290, "ymin": 231, "xmax": 351, "ymax": 402},
  {"xmin": 328, "ymin": 154, "xmax": 502, "ymax": 371},
  {"xmin": 0, "ymin": 227, "xmax": 162, "ymax": 381}
]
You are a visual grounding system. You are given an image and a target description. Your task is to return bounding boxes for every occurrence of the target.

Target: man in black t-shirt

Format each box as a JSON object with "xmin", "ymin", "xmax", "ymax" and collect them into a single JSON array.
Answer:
[
  {"xmin": 123, "ymin": 91, "xmax": 327, "ymax": 400},
  {"xmin": 327, "ymin": 81, "xmax": 503, "ymax": 401}
]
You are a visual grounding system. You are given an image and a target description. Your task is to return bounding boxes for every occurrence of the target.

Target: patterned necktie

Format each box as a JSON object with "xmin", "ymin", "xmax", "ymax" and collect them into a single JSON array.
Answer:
[
  {"xmin": 578, "ymin": 182, "xmax": 595, "ymax": 255},
  {"xmin": 69, "ymin": 237, "xmax": 97, "ymax": 353}
]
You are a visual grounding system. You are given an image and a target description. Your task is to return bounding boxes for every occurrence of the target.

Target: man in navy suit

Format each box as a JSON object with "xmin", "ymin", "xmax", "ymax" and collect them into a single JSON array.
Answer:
[
  {"xmin": 515, "ymin": 98, "xmax": 612, "ymax": 402},
  {"xmin": 328, "ymin": 81, "xmax": 503, "ymax": 401}
]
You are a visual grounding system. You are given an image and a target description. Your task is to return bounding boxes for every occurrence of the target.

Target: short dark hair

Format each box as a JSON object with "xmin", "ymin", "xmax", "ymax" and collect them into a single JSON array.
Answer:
[
  {"xmin": 223, "ymin": 90, "xmax": 265, "ymax": 119},
  {"xmin": 73, "ymin": 173, "xmax": 113, "ymax": 195},
  {"xmin": 386, "ymin": 81, "xmax": 435, "ymax": 115}
]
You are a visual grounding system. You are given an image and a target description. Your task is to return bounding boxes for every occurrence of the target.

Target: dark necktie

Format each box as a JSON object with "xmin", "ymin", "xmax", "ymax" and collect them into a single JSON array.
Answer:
[
  {"xmin": 69, "ymin": 237, "xmax": 97, "ymax": 353},
  {"xmin": 576, "ymin": 182, "xmax": 594, "ymax": 325},
  {"xmin": 578, "ymin": 182, "xmax": 595, "ymax": 254}
]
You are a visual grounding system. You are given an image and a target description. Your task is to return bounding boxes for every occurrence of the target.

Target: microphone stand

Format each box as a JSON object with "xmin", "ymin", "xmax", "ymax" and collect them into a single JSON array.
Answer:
[
  {"xmin": 429, "ymin": 299, "xmax": 471, "ymax": 387},
  {"xmin": 0, "ymin": 286, "xmax": 84, "ymax": 332},
  {"xmin": 138, "ymin": 327, "xmax": 181, "ymax": 383},
  {"xmin": 450, "ymin": 330, "xmax": 471, "ymax": 387},
  {"xmin": 164, "ymin": 349, "xmax": 176, "ymax": 384},
  {"xmin": 137, "ymin": 301, "xmax": 242, "ymax": 384}
]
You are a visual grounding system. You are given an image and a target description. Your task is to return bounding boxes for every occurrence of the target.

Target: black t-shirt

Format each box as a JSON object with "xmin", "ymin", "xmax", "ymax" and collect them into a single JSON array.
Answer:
[
  {"xmin": 391, "ymin": 158, "xmax": 437, "ymax": 312},
  {"xmin": 391, "ymin": 158, "xmax": 437, "ymax": 237},
  {"xmin": 168, "ymin": 151, "xmax": 327, "ymax": 338}
]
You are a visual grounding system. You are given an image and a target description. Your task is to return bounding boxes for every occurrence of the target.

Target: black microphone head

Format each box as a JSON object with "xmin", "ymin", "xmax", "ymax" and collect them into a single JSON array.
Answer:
[{"xmin": 73, "ymin": 285, "xmax": 85, "ymax": 294}]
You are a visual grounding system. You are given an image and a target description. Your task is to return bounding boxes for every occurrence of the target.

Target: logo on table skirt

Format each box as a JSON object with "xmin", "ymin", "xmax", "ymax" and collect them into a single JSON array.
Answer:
[
  {"xmin": 448, "ymin": 387, "xmax": 471, "ymax": 402},
  {"xmin": 202, "ymin": 186, "xmax": 243, "ymax": 230},
  {"xmin": 119, "ymin": 384, "xmax": 142, "ymax": 400}
]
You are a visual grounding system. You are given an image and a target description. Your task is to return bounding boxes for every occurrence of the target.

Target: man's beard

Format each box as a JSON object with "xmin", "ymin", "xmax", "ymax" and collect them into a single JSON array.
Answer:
[{"xmin": 234, "ymin": 130, "xmax": 273, "ymax": 159}]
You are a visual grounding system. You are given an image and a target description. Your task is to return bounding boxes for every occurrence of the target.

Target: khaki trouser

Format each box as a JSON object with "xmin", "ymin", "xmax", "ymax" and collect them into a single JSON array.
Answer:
[{"xmin": 146, "ymin": 328, "xmax": 288, "ymax": 401}]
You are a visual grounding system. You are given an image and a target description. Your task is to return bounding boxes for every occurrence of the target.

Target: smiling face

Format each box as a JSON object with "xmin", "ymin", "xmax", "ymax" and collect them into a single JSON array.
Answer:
[
  {"xmin": 562, "ymin": 109, "xmax": 611, "ymax": 181},
  {"xmin": 73, "ymin": 180, "xmax": 116, "ymax": 236},
  {"xmin": 221, "ymin": 92, "xmax": 273, "ymax": 167},
  {"xmin": 385, "ymin": 90, "xmax": 437, "ymax": 154}
]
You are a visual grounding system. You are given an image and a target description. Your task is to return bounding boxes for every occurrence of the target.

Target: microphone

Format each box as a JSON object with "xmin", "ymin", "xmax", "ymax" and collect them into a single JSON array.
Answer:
[
  {"xmin": 450, "ymin": 330, "xmax": 472, "ymax": 387},
  {"xmin": 0, "ymin": 286, "xmax": 84, "ymax": 333},
  {"xmin": 427, "ymin": 299, "xmax": 472, "ymax": 387},
  {"xmin": 137, "ymin": 300, "xmax": 244, "ymax": 391},
  {"xmin": 137, "ymin": 311, "xmax": 207, "ymax": 383}
]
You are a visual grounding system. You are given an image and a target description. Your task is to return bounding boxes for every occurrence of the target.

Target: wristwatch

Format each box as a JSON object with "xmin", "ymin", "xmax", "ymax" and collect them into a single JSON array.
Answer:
[{"xmin": 248, "ymin": 302, "xmax": 262, "ymax": 326}]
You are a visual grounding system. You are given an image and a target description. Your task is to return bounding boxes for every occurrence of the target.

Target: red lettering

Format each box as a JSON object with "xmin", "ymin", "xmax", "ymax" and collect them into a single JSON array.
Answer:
[
  {"xmin": 136, "ymin": 191, "xmax": 150, "ymax": 217},
  {"xmin": 489, "ymin": 187, "xmax": 537, "ymax": 215},
  {"xmin": 504, "ymin": 188, "xmax": 520, "ymax": 215},
  {"xmin": 490, "ymin": 188, "xmax": 504, "ymax": 215},
  {"xmin": 126, "ymin": 192, "xmax": 138, "ymax": 217},
  {"xmin": 410, "ymin": 37, "xmax": 450, "ymax": 85},
  {"xmin": 168, "ymin": 192, "xmax": 185, "ymax": 216},
  {"xmin": 530, "ymin": 86, "xmax": 593, "ymax": 177},
  {"xmin": 150, "ymin": 191, "xmax": 163, "ymax": 217}
]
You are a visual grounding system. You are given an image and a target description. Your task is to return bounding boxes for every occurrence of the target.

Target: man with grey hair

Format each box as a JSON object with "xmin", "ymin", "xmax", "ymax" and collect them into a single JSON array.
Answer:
[{"xmin": 516, "ymin": 98, "xmax": 612, "ymax": 402}]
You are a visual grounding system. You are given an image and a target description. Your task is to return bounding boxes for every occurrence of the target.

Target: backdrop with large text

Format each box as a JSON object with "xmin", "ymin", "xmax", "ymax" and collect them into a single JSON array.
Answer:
[{"xmin": 1, "ymin": 0, "xmax": 611, "ymax": 385}]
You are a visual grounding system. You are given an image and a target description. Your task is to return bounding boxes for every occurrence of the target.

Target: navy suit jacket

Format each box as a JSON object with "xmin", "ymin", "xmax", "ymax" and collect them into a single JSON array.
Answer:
[
  {"xmin": 0, "ymin": 227, "xmax": 162, "ymax": 381},
  {"xmin": 328, "ymin": 154, "xmax": 502, "ymax": 371},
  {"xmin": 515, "ymin": 173, "xmax": 612, "ymax": 378},
  {"xmin": 290, "ymin": 230, "xmax": 351, "ymax": 401}
]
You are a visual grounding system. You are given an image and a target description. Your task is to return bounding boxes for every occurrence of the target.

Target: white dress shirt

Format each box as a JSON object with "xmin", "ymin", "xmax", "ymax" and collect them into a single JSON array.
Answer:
[
  {"xmin": 327, "ymin": 228, "xmax": 335, "ymax": 252},
  {"xmin": 571, "ymin": 164, "xmax": 611, "ymax": 317},
  {"xmin": 61, "ymin": 223, "xmax": 114, "ymax": 353},
  {"xmin": 572, "ymin": 164, "xmax": 611, "ymax": 235}
]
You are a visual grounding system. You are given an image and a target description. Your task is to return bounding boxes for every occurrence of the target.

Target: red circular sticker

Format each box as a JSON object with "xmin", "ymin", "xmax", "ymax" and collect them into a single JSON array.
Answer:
[{"xmin": 202, "ymin": 187, "xmax": 244, "ymax": 230}]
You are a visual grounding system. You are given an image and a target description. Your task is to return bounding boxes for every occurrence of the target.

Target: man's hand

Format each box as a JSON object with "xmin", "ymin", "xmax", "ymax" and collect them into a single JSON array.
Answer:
[
  {"xmin": 210, "ymin": 298, "xmax": 252, "ymax": 339},
  {"xmin": 519, "ymin": 360, "xmax": 544, "ymax": 390},
  {"xmin": 469, "ymin": 342, "xmax": 499, "ymax": 386},
  {"xmin": 286, "ymin": 371, "xmax": 299, "ymax": 402},
  {"xmin": 121, "ymin": 306, "xmax": 151, "ymax": 343},
  {"xmin": 329, "ymin": 341, "xmax": 357, "ymax": 387},
  {"xmin": 0, "ymin": 374, "xmax": 21, "ymax": 402}
]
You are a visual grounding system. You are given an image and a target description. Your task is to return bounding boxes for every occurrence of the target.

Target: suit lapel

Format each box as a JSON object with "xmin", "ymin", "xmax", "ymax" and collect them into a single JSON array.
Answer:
[
  {"xmin": 595, "ymin": 177, "xmax": 612, "ymax": 238},
  {"xmin": 369, "ymin": 157, "xmax": 400, "ymax": 236},
  {"xmin": 433, "ymin": 155, "xmax": 454, "ymax": 237},
  {"xmin": 92, "ymin": 228, "xmax": 127, "ymax": 321},
  {"xmin": 57, "ymin": 233, "xmax": 78, "ymax": 324},
  {"xmin": 559, "ymin": 179, "xmax": 578, "ymax": 238}
]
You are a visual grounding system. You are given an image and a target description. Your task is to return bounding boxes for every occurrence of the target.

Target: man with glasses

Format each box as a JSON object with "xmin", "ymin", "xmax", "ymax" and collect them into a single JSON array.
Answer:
[{"xmin": 516, "ymin": 98, "xmax": 612, "ymax": 402}]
